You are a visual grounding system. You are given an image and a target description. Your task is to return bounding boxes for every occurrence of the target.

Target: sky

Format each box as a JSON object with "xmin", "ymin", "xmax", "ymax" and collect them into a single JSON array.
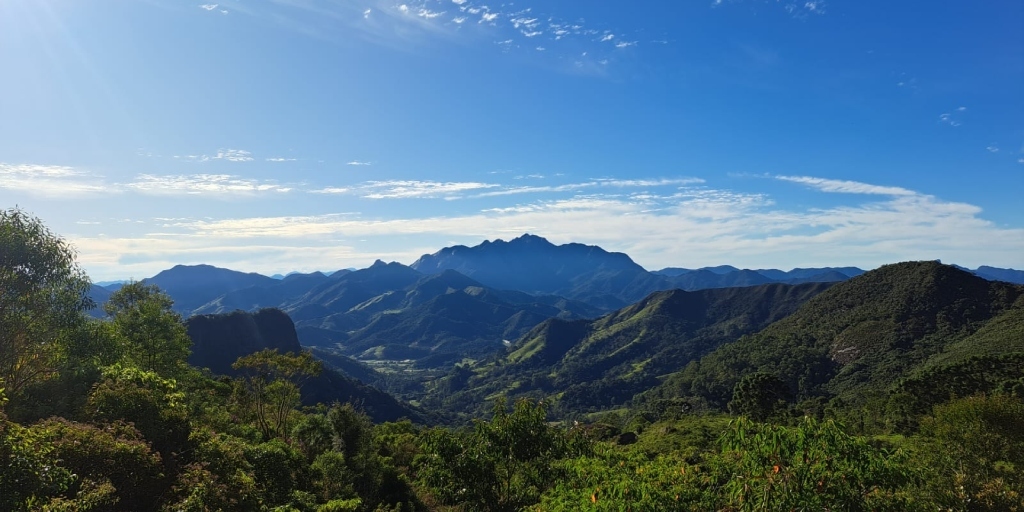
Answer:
[{"xmin": 1, "ymin": 0, "xmax": 1022, "ymax": 281}]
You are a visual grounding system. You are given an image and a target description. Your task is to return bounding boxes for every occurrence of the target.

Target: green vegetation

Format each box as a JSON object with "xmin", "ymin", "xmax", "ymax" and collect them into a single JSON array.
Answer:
[{"xmin": 3, "ymin": 210, "xmax": 1023, "ymax": 510}]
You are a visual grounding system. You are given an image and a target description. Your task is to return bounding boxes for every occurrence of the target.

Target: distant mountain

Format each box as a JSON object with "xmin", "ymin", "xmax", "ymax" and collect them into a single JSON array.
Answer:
[
  {"xmin": 422, "ymin": 281, "xmax": 832, "ymax": 416},
  {"xmin": 144, "ymin": 264, "xmax": 278, "ymax": 313},
  {"xmin": 87, "ymin": 284, "xmax": 112, "ymax": 317},
  {"xmin": 410, "ymin": 234, "xmax": 666, "ymax": 310},
  {"xmin": 293, "ymin": 269, "xmax": 603, "ymax": 367},
  {"xmin": 192, "ymin": 271, "xmax": 331, "ymax": 315},
  {"xmin": 185, "ymin": 308, "xmax": 429, "ymax": 423},
  {"xmin": 755, "ymin": 267, "xmax": 864, "ymax": 281},
  {"xmin": 644, "ymin": 261, "xmax": 1024, "ymax": 414},
  {"xmin": 673, "ymin": 269, "xmax": 775, "ymax": 290},
  {"xmin": 285, "ymin": 261, "xmax": 423, "ymax": 322},
  {"xmin": 94, "ymin": 280, "xmax": 127, "ymax": 288},
  {"xmin": 652, "ymin": 267, "xmax": 693, "ymax": 277},
  {"xmin": 700, "ymin": 265, "xmax": 741, "ymax": 275},
  {"xmin": 973, "ymin": 265, "xmax": 1024, "ymax": 285},
  {"xmin": 410, "ymin": 235, "xmax": 869, "ymax": 310}
]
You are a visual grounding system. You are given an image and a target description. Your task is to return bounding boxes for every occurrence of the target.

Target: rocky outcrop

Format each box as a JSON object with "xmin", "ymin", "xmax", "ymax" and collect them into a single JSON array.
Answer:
[{"xmin": 186, "ymin": 308, "xmax": 301, "ymax": 375}]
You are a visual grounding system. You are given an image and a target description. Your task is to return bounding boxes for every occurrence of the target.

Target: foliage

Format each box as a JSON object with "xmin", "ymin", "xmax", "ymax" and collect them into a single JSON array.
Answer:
[
  {"xmin": 33, "ymin": 418, "xmax": 165, "ymax": 511},
  {"xmin": 728, "ymin": 371, "xmax": 793, "ymax": 421},
  {"xmin": 539, "ymin": 416, "xmax": 918, "ymax": 511},
  {"xmin": 714, "ymin": 416, "xmax": 916, "ymax": 510},
  {"xmin": 419, "ymin": 398, "xmax": 588, "ymax": 511},
  {"xmin": 105, "ymin": 281, "xmax": 192, "ymax": 377},
  {"xmin": 86, "ymin": 363, "xmax": 191, "ymax": 456},
  {"xmin": 0, "ymin": 412, "xmax": 74, "ymax": 511},
  {"xmin": 915, "ymin": 394, "xmax": 1024, "ymax": 510},
  {"xmin": 232, "ymin": 349, "xmax": 323, "ymax": 439},
  {"xmin": 0, "ymin": 207, "xmax": 91, "ymax": 397}
]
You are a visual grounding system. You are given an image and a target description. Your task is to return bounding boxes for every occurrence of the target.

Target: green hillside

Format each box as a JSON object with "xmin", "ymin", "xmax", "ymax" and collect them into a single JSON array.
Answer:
[
  {"xmin": 643, "ymin": 261, "xmax": 1024, "ymax": 424},
  {"xmin": 423, "ymin": 281, "xmax": 831, "ymax": 417}
]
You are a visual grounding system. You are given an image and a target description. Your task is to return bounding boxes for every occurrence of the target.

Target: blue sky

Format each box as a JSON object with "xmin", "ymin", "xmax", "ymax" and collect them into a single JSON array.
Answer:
[{"xmin": 1, "ymin": 0, "xmax": 1022, "ymax": 281}]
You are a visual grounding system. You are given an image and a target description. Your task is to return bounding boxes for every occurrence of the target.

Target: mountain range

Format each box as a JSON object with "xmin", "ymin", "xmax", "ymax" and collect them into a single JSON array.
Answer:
[
  {"xmin": 83, "ymin": 235, "xmax": 1024, "ymax": 421},
  {"xmin": 419, "ymin": 261, "xmax": 1024, "ymax": 422}
]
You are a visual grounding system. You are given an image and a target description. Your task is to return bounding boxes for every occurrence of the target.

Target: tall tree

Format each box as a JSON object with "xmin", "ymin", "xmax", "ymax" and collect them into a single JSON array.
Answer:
[
  {"xmin": 0, "ymin": 208, "xmax": 91, "ymax": 396},
  {"xmin": 232, "ymin": 349, "xmax": 322, "ymax": 438},
  {"xmin": 104, "ymin": 282, "xmax": 191, "ymax": 377}
]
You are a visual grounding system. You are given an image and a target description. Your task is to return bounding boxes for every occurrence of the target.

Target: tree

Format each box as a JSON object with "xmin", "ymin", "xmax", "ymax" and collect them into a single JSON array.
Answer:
[
  {"xmin": 420, "ymin": 398, "xmax": 585, "ymax": 512},
  {"xmin": 0, "ymin": 208, "xmax": 92, "ymax": 396},
  {"xmin": 918, "ymin": 394, "xmax": 1024, "ymax": 510},
  {"xmin": 728, "ymin": 372, "xmax": 792, "ymax": 421},
  {"xmin": 104, "ymin": 282, "xmax": 191, "ymax": 377},
  {"xmin": 232, "ymin": 349, "xmax": 322, "ymax": 439}
]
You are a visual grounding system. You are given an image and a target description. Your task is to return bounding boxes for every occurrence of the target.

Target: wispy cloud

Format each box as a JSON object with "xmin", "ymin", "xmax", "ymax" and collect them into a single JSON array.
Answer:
[
  {"xmin": 474, "ymin": 177, "xmax": 704, "ymax": 197},
  {"xmin": 937, "ymin": 111, "xmax": 962, "ymax": 126},
  {"xmin": 310, "ymin": 187, "xmax": 350, "ymax": 194},
  {"xmin": 266, "ymin": 157, "xmax": 297, "ymax": 162},
  {"xmin": 347, "ymin": 161, "xmax": 372, "ymax": 166},
  {"xmin": 126, "ymin": 174, "xmax": 292, "ymax": 195},
  {"xmin": 214, "ymin": 1, "xmax": 646, "ymax": 73},
  {"xmin": 0, "ymin": 163, "xmax": 111, "ymax": 197},
  {"xmin": 171, "ymin": 148, "xmax": 255, "ymax": 162},
  {"xmin": 361, "ymin": 180, "xmax": 499, "ymax": 199},
  {"xmin": 214, "ymin": 148, "xmax": 254, "ymax": 162},
  {"xmin": 714, "ymin": 0, "xmax": 826, "ymax": 17},
  {"xmin": 776, "ymin": 176, "xmax": 915, "ymax": 196}
]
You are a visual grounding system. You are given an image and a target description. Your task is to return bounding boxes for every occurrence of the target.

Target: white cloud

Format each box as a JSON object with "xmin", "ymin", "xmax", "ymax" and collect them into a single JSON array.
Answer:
[
  {"xmin": 0, "ymin": 163, "xmax": 111, "ymax": 197},
  {"xmin": 481, "ymin": 12, "xmax": 498, "ymax": 22},
  {"xmin": 126, "ymin": 174, "xmax": 291, "ymax": 196},
  {"xmin": 986, "ymin": 145, "xmax": 999, "ymax": 153},
  {"xmin": 600, "ymin": 34, "xmax": 614, "ymax": 42},
  {"xmin": 474, "ymin": 177, "xmax": 703, "ymax": 197},
  {"xmin": 364, "ymin": 8, "xmax": 372, "ymax": 19},
  {"xmin": 266, "ymin": 157, "xmax": 297, "ymax": 162},
  {"xmin": 347, "ymin": 161, "xmax": 372, "ymax": 166},
  {"xmin": 418, "ymin": 8, "xmax": 444, "ymax": 19},
  {"xmin": 777, "ymin": 176, "xmax": 916, "ymax": 196},
  {"xmin": 173, "ymin": 155, "xmax": 210, "ymax": 162},
  {"xmin": 939, "ymin": 113, "xmax": 961, "ymax": 127},
  {"xmin": 214, "ymin": 148, "xmax": 254, "ymax": 162},
  {"xmin": 199, "ymin": 4, "xmax": 218, "ymax": 11},
  {"xmin": 360, "ymin": 180, "xmax": 500, "ymax": 199},
  {"xmin": 452, "ymin": 0, "xmax": 467, "ymax": 4},
  {"xmin": 310, "ymin": 187, "xmax": 350, "ymax": 194}
]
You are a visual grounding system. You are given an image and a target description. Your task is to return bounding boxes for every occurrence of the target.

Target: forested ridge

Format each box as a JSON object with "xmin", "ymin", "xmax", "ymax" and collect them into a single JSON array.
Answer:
[{"xmin": 3, "ymin": 208, "xmax": 1023, "ymax": 511}]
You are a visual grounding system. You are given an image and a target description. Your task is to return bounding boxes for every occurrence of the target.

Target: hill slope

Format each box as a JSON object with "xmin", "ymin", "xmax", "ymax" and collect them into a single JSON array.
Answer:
[
  {"xmin": 295, "ymin": 270, "xmax": 602, "ymax": 367},
  {"xmin": 423, "ymin": 281, "xmax": 832, "ymax": 416},
  {"xmin": 644, "ymin": 261, "xmax": 1024, "ymax": 414}
]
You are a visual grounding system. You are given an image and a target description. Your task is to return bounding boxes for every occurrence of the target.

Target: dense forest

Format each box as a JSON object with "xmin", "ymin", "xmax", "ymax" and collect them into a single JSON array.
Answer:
[{"xmin": 3, "ymin": 207, "xmax": 1024, "ymax": 511}]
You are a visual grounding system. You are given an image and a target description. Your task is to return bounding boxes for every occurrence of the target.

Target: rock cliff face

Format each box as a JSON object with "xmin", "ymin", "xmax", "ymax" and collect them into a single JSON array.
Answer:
[
  {"xmin": 186, "ymin": 308, "xmax": 301, "ymax": 375},
  {"xmin": 185, "ymin": 308, "xmax": 433, "ymax": 423}
]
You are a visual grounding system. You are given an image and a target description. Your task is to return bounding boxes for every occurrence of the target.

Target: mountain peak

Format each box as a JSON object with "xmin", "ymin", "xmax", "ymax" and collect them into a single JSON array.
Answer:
[{"xmin": 508, "ymin": 233, "xmax": 552, "ymax": 245}]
